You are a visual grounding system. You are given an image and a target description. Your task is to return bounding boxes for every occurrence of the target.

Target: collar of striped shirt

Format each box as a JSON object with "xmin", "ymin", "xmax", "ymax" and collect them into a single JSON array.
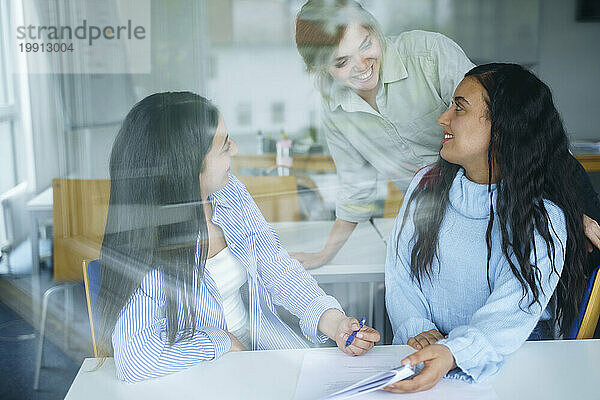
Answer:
[{"xmin": 208, "ymin": 176, "xmax": 237, "ymax": 208}]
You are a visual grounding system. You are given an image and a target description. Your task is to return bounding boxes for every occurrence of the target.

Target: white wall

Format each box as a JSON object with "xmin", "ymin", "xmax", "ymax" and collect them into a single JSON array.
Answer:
[
  {"xmin": 206, "ymin": 45, "xmax": 321, "ymax": 152},
  {"xmin": 66, "ymin": 125, "xmax": 120, "ymax": 179},
  {"xmin": 536, "ymin": 0, "xmax": 600, "ymax": 141},
  {"xmin": 37, "ymin": 0, "xmax": 600, "ymax": 185}
]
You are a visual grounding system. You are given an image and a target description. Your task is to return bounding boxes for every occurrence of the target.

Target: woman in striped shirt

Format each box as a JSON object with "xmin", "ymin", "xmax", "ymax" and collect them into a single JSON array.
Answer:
[{"xmin": 96, "ymin": 92, "xmax": 380, "ymax": 382}]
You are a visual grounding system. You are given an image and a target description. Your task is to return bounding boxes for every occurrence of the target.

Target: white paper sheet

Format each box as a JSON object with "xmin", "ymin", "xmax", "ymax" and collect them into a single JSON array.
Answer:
[
  {"xmin": 343, "ymin": 378, "xmax": 499, "ymax": 400},
  {"xmin": 293, "ymin": 350, "xmax": 498, "ymax": 400}
]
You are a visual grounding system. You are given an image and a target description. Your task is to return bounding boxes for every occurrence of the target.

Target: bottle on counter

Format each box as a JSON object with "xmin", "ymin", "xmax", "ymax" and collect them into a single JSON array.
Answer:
[
  {"xmin": 276, "ymin": 132, "xmax": 293, "ymax": 176},
  {"xmin": 257, "ymin": 130, "xmax": 264, "ymax": 154}
]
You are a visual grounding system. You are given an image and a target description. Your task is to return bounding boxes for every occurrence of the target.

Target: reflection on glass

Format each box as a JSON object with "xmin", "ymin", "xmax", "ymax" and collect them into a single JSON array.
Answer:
[{"xmin": 0, "ymin": 121, "xmax": 16, "ymax": 193}]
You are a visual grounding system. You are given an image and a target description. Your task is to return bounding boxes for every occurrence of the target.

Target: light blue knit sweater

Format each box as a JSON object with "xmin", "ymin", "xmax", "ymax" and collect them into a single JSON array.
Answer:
[{"xmin": 385, "ymin": 167, "xmax": 566, "ymax": 382}]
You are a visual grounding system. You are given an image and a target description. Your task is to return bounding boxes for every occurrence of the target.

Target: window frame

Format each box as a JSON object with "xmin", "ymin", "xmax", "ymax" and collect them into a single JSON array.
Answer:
[{"xmin": 0, "ymin": 0, "xmax": 24, "ymax": 193}]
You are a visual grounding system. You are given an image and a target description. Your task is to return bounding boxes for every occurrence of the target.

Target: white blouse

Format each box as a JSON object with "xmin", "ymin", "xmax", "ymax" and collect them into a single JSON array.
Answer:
[{"xmin": 204, "ymin": 246, "xmax": 251, "ymax": 349}]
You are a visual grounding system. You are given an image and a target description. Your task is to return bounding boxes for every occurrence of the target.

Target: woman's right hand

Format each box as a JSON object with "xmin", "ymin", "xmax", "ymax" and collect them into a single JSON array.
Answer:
[
  {"xmin": 291, "ymin": 219, "xmax": 357, "ymax": 270},
  {"xmin": 407, "ymin": 329, "xmax": 445, "ymax": 350},
  {"xmin": 290, "ymin": 251, "xmax": 329, "ymax": 270},
  {"xmin": 383, "ymin": 344, "xmax": 456, "ymax": 393},
  {"xmin": 227, "ymin": 332, "xmax": 247, "ymax": 352}
]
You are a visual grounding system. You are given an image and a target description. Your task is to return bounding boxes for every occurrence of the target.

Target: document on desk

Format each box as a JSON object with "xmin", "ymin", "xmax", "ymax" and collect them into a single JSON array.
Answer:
[{"xmin": 293, "ymin": 350, "xmax": 498, "ymax": 400}]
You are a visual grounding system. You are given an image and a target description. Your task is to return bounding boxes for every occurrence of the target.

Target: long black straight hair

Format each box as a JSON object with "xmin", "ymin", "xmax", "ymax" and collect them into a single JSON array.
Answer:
[
  {"xmin": 397, "ymin": 63, "xmax": 588, "ymax": 337},
  {"xmin": 96, "ymin": 92, "xmax": 219, "ymax": 357}
]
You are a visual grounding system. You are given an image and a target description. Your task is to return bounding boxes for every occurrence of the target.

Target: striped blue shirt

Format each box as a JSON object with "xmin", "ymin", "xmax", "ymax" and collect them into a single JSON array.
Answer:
[{"xmin": 112, "ymin": 174, "xmax": 343, "ymax": 382}]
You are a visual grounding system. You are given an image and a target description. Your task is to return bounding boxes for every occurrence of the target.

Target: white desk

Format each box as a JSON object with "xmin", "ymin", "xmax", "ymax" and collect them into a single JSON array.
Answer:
[
  {"xmin": 23, "ymin": 200, "xmax": 388, "ymax": 283},
  {"xmin": 273, "ymin": 221, "xmax": 386, "ymax": 330},
  {"xmin": 65, "ymin": 340, "xmax": 600, "ymax": 399},
  {"xmin": 273, "ymin": 221, "xmax": 386, "ymax": 284},
  {"xmin": 23, "ymin": 198, "xmax": 391, "ymax": 284},
  {"xmin": 23, "ymin": 198, "xmax": 387, "ymax": 328}
]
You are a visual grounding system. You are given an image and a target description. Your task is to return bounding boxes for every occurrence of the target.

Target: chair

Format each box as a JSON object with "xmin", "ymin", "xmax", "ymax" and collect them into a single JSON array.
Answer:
[
  {"xmin": 238, "ymin": 176, "xmax": 301, "ymax": 222},
  {"xmin": 34, "ymin": 179, "xmax": 110, "ymax": 390},
  {"xmin": 82, "ymin": 259, "xmax": 101, "ymax": 357},
  {"xmin": 383, "ymin": 180, "xmax": 404, "ymax": 219},
  {"xmin": 568, "ymin": 266, "xmax": 600, "ymax": 339},
  {"xmin": 52, "ymin": 179, "xmax": 111, "ymax": 281}
]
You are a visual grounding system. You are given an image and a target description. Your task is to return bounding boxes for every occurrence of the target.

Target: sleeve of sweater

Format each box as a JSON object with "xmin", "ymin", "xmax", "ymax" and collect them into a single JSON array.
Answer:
[
  {"xmin": 385, "ymin": 167, "xmax": 437, "ymax": 344},
  {"xmin": 437, "ymin": 201, "xmax": 567, "ymax": 383}
]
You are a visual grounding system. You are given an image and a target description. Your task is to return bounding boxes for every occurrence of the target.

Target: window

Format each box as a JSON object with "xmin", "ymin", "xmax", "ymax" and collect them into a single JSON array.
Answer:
[
  {"xmin": 0, "ymin": 1, "xmax": 13, "ymax": 107},
  {"xmin": 0, "ymin": 121, "xmax": 16, "ymax": 193},
  {"xmin": 0, "ymin": 0, "xmax": 21, "ymax": 194}
]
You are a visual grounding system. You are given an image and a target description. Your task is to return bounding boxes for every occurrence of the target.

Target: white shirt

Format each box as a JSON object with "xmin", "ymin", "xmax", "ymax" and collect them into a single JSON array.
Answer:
[{"xmin": 204, "ymin": 246, "xmax": 251, "ymax": 349}]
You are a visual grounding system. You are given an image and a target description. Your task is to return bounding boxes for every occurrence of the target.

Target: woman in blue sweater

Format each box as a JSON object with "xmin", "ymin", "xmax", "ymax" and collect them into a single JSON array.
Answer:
[{"xmin": 384, "ymin": 63, "xmax": 588, "ymax": 392}]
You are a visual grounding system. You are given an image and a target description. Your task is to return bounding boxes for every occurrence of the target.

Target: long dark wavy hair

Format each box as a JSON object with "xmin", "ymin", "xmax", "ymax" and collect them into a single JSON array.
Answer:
[
  {"xmin": 397, "ymin": 63, "xmax": 588, "ymax": 337},
  {"xmin": 96, "ymin": 92, "xmax": 218, "ymax": 358}
]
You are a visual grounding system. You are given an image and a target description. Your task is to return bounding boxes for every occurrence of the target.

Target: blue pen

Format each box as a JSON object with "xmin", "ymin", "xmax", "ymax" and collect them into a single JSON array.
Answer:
[{"xmin": 345, "ymin": 317, "xmax": 366, "ymax": 348}]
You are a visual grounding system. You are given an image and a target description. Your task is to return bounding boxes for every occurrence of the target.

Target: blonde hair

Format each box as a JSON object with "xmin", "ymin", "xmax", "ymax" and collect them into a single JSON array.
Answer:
[{"xmin": 295, "ymin": 0, "xmax": 386, "ymax": 97}]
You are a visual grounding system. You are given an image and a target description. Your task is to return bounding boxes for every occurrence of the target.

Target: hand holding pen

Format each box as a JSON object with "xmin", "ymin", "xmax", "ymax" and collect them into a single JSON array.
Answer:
[
  {"xmin": 336, "ymin": 316, "xmax": 380, "ymax": 356},
  {"xmin": 345, "ymin": 317, "xmax": 366, "ymax": 347}
]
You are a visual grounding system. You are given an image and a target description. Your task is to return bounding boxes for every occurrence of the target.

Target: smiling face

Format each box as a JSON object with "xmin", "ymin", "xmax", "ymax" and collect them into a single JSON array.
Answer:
[
  {"xmin": 438, "ymin": 77, "xmax": 494, "ymax": 184},
  {"xmin": 199, "ymin": 114, "xmax": 238, "ymax": 198},
  {"xmin": 328, "ymin": 22, "xmax": 382, "ymax": 99}
]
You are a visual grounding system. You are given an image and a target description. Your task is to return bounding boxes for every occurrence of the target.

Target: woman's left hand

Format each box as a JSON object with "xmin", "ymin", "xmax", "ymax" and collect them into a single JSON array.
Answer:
[
  {"xmin": 407, "ymin": 329, "xmax": 445, "ymax": 350},
  {"xmin": 382, "ymin": 344, "xmax": 456, "ymax": 393},
  {"xmin": 334, "ymin": 316, "xmax": 381, "ymax": 356},
  {"xmin": 584, "ymin": 214, "xmax": 600, "ymax": 252}
]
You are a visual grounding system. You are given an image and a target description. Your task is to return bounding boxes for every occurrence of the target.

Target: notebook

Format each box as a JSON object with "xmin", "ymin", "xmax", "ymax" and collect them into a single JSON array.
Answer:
[{"xmin": 324, "ymin": 365, "xmax": 415, "ymax": 399}]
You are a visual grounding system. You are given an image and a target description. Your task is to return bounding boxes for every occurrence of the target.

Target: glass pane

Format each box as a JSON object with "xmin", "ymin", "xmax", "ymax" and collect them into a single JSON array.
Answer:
[
  {"xmin": 12, "ymin": 120, "xmax": 27, "ymax": 184},
  {"xmin": 0, "ymin": 120, "xmax": 16, "ymax": 193},
  {"xmin": 0, "ymin": 1, "xmax": 10, "ymax": 105},
  {"xmin": 0, "ymin": 52, "xmax": 6, "ymax": 106}
]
